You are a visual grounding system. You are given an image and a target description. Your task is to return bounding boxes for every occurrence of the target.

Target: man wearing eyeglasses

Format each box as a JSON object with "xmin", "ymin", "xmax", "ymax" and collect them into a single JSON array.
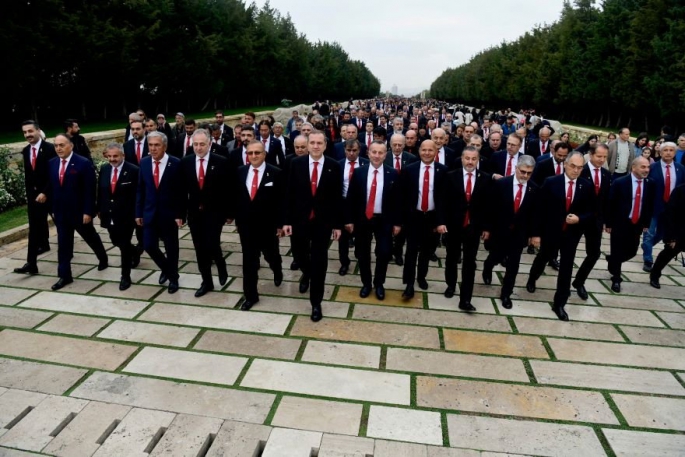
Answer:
[{"xmin": 489, "ymin": 133, "xmax": 524, "ymax": 180}]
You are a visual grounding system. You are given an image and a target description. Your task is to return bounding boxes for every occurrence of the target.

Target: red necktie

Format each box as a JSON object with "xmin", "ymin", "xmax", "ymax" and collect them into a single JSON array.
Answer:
[
  {"xmin": 59, "ymin": 159, "xmax": 67, "ymax": 186},
  {"xmin": 262, "ymin": 138, "xmax": 267, "ymax": 147},
  {"xmin": 506, "ymin": 156, "xmax": 513, "ymax": 177},
  {"xmin": 366, "ymin": 169, "xmax": 378, "ymax": 219},
  {"xmin": 198, "ymin": 158, "xmax": 205, "ymax": 189},
  {"xmin": 245, "ymin": 151, "xmax": 250, "ymax": 165},
  {"xmin": 349, "ymin": 161, "xmax": 355, "ymax": 183},
  {"xmin": 310, "ymin": 161, "xmax": 319, "ymax": 220},
  {"xmin": 631, "ymin": 179, "xmax": 642, "ymax": 224},
  {"xmin": 367, "ymin": 134, "xmax": 371, "ymax": 148},
  {"xmin": 185, "ymin": 136, "xmax": 191, "ymax": 152},
  {"xmin": 136, "ymin": 142, "xmax": 142, "ymax": 163},
  {"xmin": 395, "ymin": 156, "xmax": 401, "ymax": 171},
  {"xmin": 593, "ymin": 168, "xmax": 600, "ymax": 195},
  {"xmin": 541, "ymin": 142, "xmax": 546, "ymax": 154},
  {"xmin": 566, "ymin": 180, "xmax": 574, "ymax": 211},
  {"xmin": 154, "ymin": 161, "xmax": 160, "ymax": 189},
  {"xmin": 464, "ymin": 172, "xmax": 472, "ymax": 227},
  {"xmin": 421, "ymin": 166, "xmax": 430, "ymax": 211},
  {"xmin": 435, "ymin": 151, "xmax": 440, "ymax": 163},
  {"xmin": 556, "ymin": 162, "xmax": 561, "ymax": 175},
  {"xmin": 31, "ymin": 147, "xmax": 37, "ymax": 170},
  {"xmin": 111, "ymin": 167, "xmax": 118, "ymax": 194},
  {"xmin": 514, "ymin": 183, "xmax": 523, "ymax": 213},
  {"xmin": 664, "ymin": 164, "xmax": 671, "ymax": 202},
  {"xmin": 250, "ymin": 168, "xmax": 258, "ymax": 200}
]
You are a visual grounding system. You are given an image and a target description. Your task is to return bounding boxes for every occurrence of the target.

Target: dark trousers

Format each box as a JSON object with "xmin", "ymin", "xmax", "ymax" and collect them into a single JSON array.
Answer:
[
  {"xmin": 651, "ymin": 241, "xmax": 683, "ymax": 280},
  {"xmin": 529, "ymin": 229, "xmax": 582, "ymax": 307},
  {"xmin": 403, "ymin": 211, "xmax": 439, "ymax": 285},
  {"xmin": 574, "ymin": 223, "xmax": 603, "ymax": 286},
  {"xmin": 292, "ymin": 219, "xmax": 333, "ymax": 306},
  {"xmin": 608, "ymin": 221, "xmax": 643, "ymax": 282},
  {"xmin": 338, "ymin": 229, "xmax": 352, "ymax": 267},
  {"xmin": 484, "ymin": 241, "xmax": 524, "ymax": 299},
  {"xmin": 56, "ymin": 220, "xmax": 107, "ymax": 279},
  {"xmin": 393, "ymin": 230, "xmax": 406, "ymax": 258},
  {"xmin": 189, "ymin": 214, "xmax": 227, "ymax": 286},
  {"xmin": 445, "ymin": 225, "xmax": 480, "ymax": 303},
  {"xmin": 143, "ymin": 219, "xmax": 179, "ymax": 281},
  {"xmin": 107, "ymin": 224, "xmax": 135, "ymax": 279},
  {"xmin": 238, "ymin": 225, "xmax": 282, "ymax": 302},
  {"xmin": 26, "ymin": 199, "xmax": 50, "ymax": 266},
  {"xmin": 135, "ymin": 226, "xmax": 144, "ymax": 252},
  {"xmin": 355, "ymin": 216, "xmax": 393, "ymax": 287}
]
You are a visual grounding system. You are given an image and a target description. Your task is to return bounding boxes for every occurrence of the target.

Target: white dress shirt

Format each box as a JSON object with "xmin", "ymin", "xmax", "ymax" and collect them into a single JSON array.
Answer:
[
  {"xmin": 589, "ymin": 164, "xmax": 603, "ymax": 187},
  {"xmin": 152, "ymin": 153, "xmax": 169, "ymax": 182},
  {"xmin": 245, "ymin": 161, "xmax": 266, "ymax": 193},
  {"xmin": 367, "ymin": 166, "xmax": 384, "ymax": 214},
  {"xmin": 513, "ymin": 178, "xmax": 528, "ymax": 203},
  {"xmin": 58, "ymin": 152, "xmax": 74, "ymax": 179},
  {"xmin": 463, "ymin": 168, "xmax": 476, "ymax": 193},
  {"xmin": 661, "ymin": 160, "xmax": 677, "ymax": 194},
  {"xmin": 437, "ymin": 147, "xmax": 446, "ymax": 164},
  {"xmin": 629, "ymin": 173, "xmax": 645, "ymax": 220},
  {"xmin": 416, "ymin": 162, "xmax": 436, "ymax": 211},
  {"xmin": 564, "ymin": 173, "xmax": 576, "ymax": 204},
  {"xmin": 309, "ymin": 155, "xmax": 324, "ymax": 186},
  {"xmin": 195, "ymin": 154, "xmax": 208, "ymax": 183},
  {"xmin": 505, "ymin": 153, "xmax": 519, "ymax": 173},
  {"xmin": 343, "ymin": 159, "xmax": 357, "ymax": 198}
]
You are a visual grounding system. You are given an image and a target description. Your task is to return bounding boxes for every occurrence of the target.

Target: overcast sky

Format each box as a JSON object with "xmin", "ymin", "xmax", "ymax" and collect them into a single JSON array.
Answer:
[{"xmin": 251, "ymin": 0, "xmax": 566, "ymax": 96}]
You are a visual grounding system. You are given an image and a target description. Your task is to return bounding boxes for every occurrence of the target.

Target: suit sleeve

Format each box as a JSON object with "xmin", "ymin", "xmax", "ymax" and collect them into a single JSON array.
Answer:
[
  {"xmin": 435, "ymin": 174, "xmax": 449, "ymax": 227},
  {"xmin": 135, "ymin": 164, "xmax": 145, "ymax": 220},
  {"xmin": 84, "ymin": 161, "xmax": 97, "ymax": 217}
]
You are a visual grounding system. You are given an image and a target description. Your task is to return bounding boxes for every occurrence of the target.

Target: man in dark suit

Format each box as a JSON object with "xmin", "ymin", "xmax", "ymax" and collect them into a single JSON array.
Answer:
[
  {"xmin": 526, "ymin": 127, "xmax": 553, "ymax": 158},
  {"xmin": 64, "ymin": 119, "xmax": 92, "ymax": 160},
  {"xmin": 48, "ymin": 134, "xmax": 108, "ymax": 290},
  {"xmin": 405, "ymin": 129, "xmax": 420, "ymax": 156},
  {"xmin": 173, "ymin": 119, "xmax": 197, "ymax": 158},
  {"xmin": 345, "ymin": 141, "xmax": 401, "ymax": 300},
  {"xmin": 14, "ymin": 121, "xmax": 56, "ymax": 275},
  {"xmin": 525, "ymin": 152, "xmax": 595, "ymax": 320},
  {"xmin": 156, "ymin": 114, "xmax": 174, "ymax": 140},
  {"xmin": 227, "ymin": 125, "xmax": 257, "ymax": 177},
  {"xmin": 272, "ymin": 122, "xmax": 293, "ymax": 157},
  {"xmin": 480, "ymin": 131, "xmax": 503, "ymax": 160},
  {"xmin": 386, "ymin": 133, "xmax": 418, "ymax": 266},
  {"xmin": 334, "ymin": 125, "xmax": 367, "ymax": 160},
  {"xmin": 180, "ymin": 129, "xmax": 230, "ymax": 297},
  {"xmin": 214, "ymin": 110, "xmax": 234, "ymax": 144},
  {"xmin": 359, "ymin": 121, "xmax": 375, "ymax": 151},
  {"xmin": 136, "ymin": 132, "xmax": 185, "ymax": 293},
  {"xmin": 483, "ymin": 155, "xmax": 540, "ymax": 309},
  {"xmin": 123, "ymin": 120, "xmax": 148, "ymax": 165},
  {"xmin": 207, "ymin": 124, "xmax": 230, "ymax": 158},
  {"xmin": 228, "ymin": 140, "xmax": 284, "ymax": 310},
  {"xmin": 436, "ymin": 146, "xmax": 491, "ymax": 310},
  {"xmin": 400, "ymin": 140, "xmax": 447, "ymax": 298},
  {"xmin": 282, "ymin": 130, "xmax": 343, "ymax": 321},
  {"xmin": 338, "ymin": 139, "xmax": 369, "ymax": 276},
  {"xmin": 641, "ymin": 141, "xmax": 685, "ymax": 272},
  {"xmin": 257, "ymin": 120, "xmax": 286, "ymax": 168},
  {"xmin": 489, "ymin": 133, "xmax": 524, "ymax": 179},
  {"xmin": 606, "ymin": 157, "xmax": 655, "ymax": 292},
  {"xmin": 431, "ymin": 128, "xmax": 457, "ymax": 169},
  {"xmin": 282, "ymin": 134, "xmax": 310, "ymax": 272},
  {"xmin": 572, "ymin": 143, "xmax": 612, "ymax": 300},
  {"xmin": 448, "ymin": 124, "xmax": 475, "ymax": 156},
  {"xmin": 650, "ymin": 183, "xmax": 685, "ymax": 288},
  {"xmin": 97, "ymin": 143, "xmax": 139, "ymax": 290}
]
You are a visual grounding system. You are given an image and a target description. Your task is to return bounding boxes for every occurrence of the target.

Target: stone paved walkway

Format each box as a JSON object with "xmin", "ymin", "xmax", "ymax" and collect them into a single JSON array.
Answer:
[{"xmin": 0, "ymin": 224, "xmax": 684, "ymax": 456}]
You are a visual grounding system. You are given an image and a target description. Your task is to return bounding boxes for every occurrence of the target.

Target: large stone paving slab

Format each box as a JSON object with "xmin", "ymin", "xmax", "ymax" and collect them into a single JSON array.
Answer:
[
  {"xmin": 194, "ymin": 330, "xmax": 302, "ymax": 360},
  {"xmin": 289, "ymin": 316, "xmax": 440, "ymax": 349},
  {"xmin": 603, "ymin": 280, "xmax": 684, "ymax": 300},
  {"xmin": 0, "ymin": 389, "xmax": 48, "ymax": 431},
  {"xmin": 241, "ymin": 359, "xmax": 410, "ymax": 405},
  {"xmin": 261, "ymin": 428, "xmax": 322, "ymax": 457},
  {"xmin": 592, "ymin": 293, "xmax": 684, "ymax": 312},
  {"xmin": 19, "ymin": 291, "xmax": 148, "ymax": 319},
  {"xmin": 37, "ymin": 314, "xmax": 110, "ymax": 337},
  {"xmin": 0, "ymin": 329, "xmax": 138, "ymax": 370},
  {"xmin": 513, "ymin": 316, "xmax": 624, "ymax": 341},
  {"xmin": 530, "ymin": 360, "xmax": 685, "ymax": 395},
  {"xmin": 138, "ymin": 303, "xmax": 291, "ymax": 335},
  {"xmin": 335, "ymin": 286, "xmax": 423, "ymax": 308},
  {"xmin": 656, "ymin": 311, "xmax": 685, "ymax": 329},
  {"xmin": 271, "ymin": 396, "xmax": 363, "ymax": 436},
  {"xmin": 620, "ymin": 325, "xmax": 685, "ymax": 347},
  {"xmin": 149, "ymin": 413, "xmax": 223, "ymax": 457},
  {"xmin": 417, "ymin": 376, "xmax": 618, "ymax": 424},
  {"xmin": 92, "ymin": 407, "xmax": 176, "ymax": 457},
  {"xmin": 0, "ymin": 306, "xmax": 52, "ymax": 329},
  {"xmin": 0, "ymin": 273, "xmax": 100, "ymax": 294},
  {"xmin": 123, "ymin": 347, "xmax": 248, "ymax": 385},
  {"xmin": 603, "ymin": 429, "xmax": 685, "ymax": 457},
  {"xmin": 317, "ymin": 434, "xmax": 375, "ymax": 457},
  {"xmin": 0, "ymin": 358, "xmax": 87, "ymax": 395},
  {"xmin": 611, "ymin": 394, "xmax": 685, "ymax": 431},
  {"xmin": 386, "ymin": 348, "xmax": 529, "ymax": 382},
  {"xmin": 442, "ymin": 329, "xmax": 548, "ymax": 358},
  {"xmin": 447, "ymin": 414, "xmax": 605, "ymax": 456},
  {"xmin": 89, "ymin": 282, "xmax": 163, "ymax": 301},
  {"xmin": 547, "ymin": 338, "xmax": 685, "ymax": 370},
  {"xmin": 0, "ymin": 287, "xmax": 36, "ymax": 306},
  {"xmin": 205, "ymin": 420, "xmax": 272, "ymax": 457},
  {"xmin": 229, "ymin": 278, "xmax": 335, "ymax": 301},
  {"xmin": 153, "ymin": 288, "xmax": 242, "ymax": 308},
  {"xmin": 97, "ymin": 320, "xmax": 199, "ymax": 347},
  {"xmin": 302, "ymin": 340, "xmax": 381, "ymax": 368},
  {"xmin": 241, "ymin": 296, "xmax": 350, "ymax": 318},
  {"xmin": 367, "ymin": 405, "xmax": 443, "ymax": 445},
  {"xmin": 70, "ymin": 372, "xmax": 274, "ymax": 423}
]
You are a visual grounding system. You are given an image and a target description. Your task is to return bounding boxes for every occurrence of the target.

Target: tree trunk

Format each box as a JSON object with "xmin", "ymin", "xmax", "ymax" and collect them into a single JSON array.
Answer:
[
  {"xmin": 103, "ymin": 104, "xmax": 107, "ymax": 120},
  {"xmin": 615, "ymin": 112, "xmax": 622, "ymax": 129},
  {"xmin": 81, "ymin": 102, "xmax": 87, "ymax": 120},
  {"xmin": 604, "ymin": 108, "xmax": 611, "ymax": 129}
]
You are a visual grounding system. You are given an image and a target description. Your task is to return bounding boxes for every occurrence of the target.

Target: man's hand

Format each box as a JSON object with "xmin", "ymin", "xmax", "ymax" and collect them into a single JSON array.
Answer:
[
  {"xmin": 393, "ymin": 226, "xmax": 401, "ymax": 236},
  {"xmin": 493, "ymin": 174, "xmax": 503, "ymax": 180},
  {"xmin": 276, "ymin": 228, "xmax": 284, "ymax": 238},
  {"xmin": 436, "ymin": 225, "xmax": 448, "ymax": 234},
  {"xmin": 226, "ymin": 219, "xmax": 234, "ymax": 225},
  {"xmin": 83, "ymin": 214, "xmax": 92, "ymax": 224},
  {"xmin": 345, "ymin": 224, "xmax": 354, "ymax": 233},
  {"xmin": 175, "ymin": 219, "xmax": 183, "ymax": 227},
  {"xmin": 529, "ymin": 236, "xmax": 541, "ymax": 248},
  {"xmin": 36, "ymin": 193, "xmax": 47, "ymax": 203},
  {"xmin": 605, "ymin": 227, "xmax": 612, "ymax": 234},
  {"xmin": 332, "ymin": 229, "xmax": 341, "ymax": 241},
  {"xmin": 282, "ymin": 225, "xmax": 292, "ymax": 236},
  {"xmin": 136, "ymin": 218, "xmax": 143, "ymax": 226},
  {"xmin": 668, "ymin": 241, "xmax": 676, "ymax": 248},
  {"xmin": 566, "ymin": 214, "xmax": 580, "ymax": 225},
  {"xmin": 481, "ymin": 231, "xmax": 490, "ymax": 241}
]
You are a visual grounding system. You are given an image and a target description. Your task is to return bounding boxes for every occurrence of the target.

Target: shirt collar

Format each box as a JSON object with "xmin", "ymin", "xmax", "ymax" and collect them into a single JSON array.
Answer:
[
  {"xmin": 250, "ymin": 161, "xmax": 266, "ymax": 174},
  {"xmin": 309, "ymin": 155, "xmax": 324, "ymax": 166},
  {"xmin": 31, "ymin": 139, "xmax": 42, "ymax": 150}
]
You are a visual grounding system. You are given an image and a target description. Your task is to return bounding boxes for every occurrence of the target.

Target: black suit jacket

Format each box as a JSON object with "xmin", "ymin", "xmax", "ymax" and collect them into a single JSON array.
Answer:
[
  {"xmin": 384, "ymin": 151, "xmax": 419, "ymax": 170},
  {"xmin": 400, "ymin": 161, "xmax": 448, "ymax": 222},
  {"xmin": 345, "ymin": 164, "xmax": 400, "ymax": 226},
  {"xmin": 526, "ymin": 139, "xmax": 552, "ymax": 158},
  {"xmin": 97, "ymin": 161, "xmax": 139, "ymax": 228},
  {"xmin": 260, "ymin": 136, "xmax": 286, "ymax": 168},
  {"xmin": 664, "ymin": 183, "xmax": 685, "ymax": 244},
  {"xmin": 180, "ymin": 153, "xmax": 229, "ymax": 221},
  {"xmin": 71, "ymin": 134, "xmax": 92, "ymax": 160},
  {"xmin": 606, "ymin": 174, "xmax": 656, "ymax": 231},
  {"xmin": 22, "ymin": 141, "xmax": 56, "ymax": 199},
  {"xmin": 436, "ymin": 168, "xmax": 491, "ymax": 232},
  {"xmin": 136, "ymin": 155, "xmax": 185, "ymax": 224},
  {"xmin": 123, "ymin": 138, "xmax": 149, "ymax": 165},
  {"xmin": 581, "ymin": 164, "xmax": 611, "ymax": 228},
  {"xmin": 173, "ymin": 133, "xmax": 192, "ymax": 158},
  {"xmin": 229, "ymin": 163, "xmax": 284, "ymax": 230},
  {"xmin": 537, "ymin": 175, "xmax": 595, "ymax": 242},
  {"xmin": 220, "ymin": 124, "xmax": 234, "ymax": 144},
  {"xmin": 48, "ymin": 154, "xmax": 97, "ymax": 224},
  {"xmin": 285, "ymin": 155, "xmax": 343, "ymax": 228},
  {"xmin": 531, "ymin": 156, "xmax": 564, "ymax": 186},
  {"xmin": 488, "ymin": 176, "xmax": 540, "ymax": 247},
  {"xmin": 274, "ymin": 135, "xmax": 293, "ymax": 156},
  {"xmin": 209, "ymin": 143, "xmax": 229, "ymax": 159},
  {"xmin": 489, "ymin": 151, "xmax": 523, "ymax": 177},
  {"xmin": 437, "ymin": 146, "xmax": 458, "ymax": 170}
]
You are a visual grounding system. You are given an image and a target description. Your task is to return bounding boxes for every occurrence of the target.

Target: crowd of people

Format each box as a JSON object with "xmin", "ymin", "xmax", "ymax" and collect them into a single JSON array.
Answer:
[{"xmin": 13, "ymin": 99, "xmax": 685, "ymax": 322}]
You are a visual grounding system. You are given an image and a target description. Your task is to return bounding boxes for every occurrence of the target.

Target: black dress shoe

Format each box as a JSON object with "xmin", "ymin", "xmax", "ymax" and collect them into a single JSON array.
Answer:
[
  {"xmin": 375, "ymin": 286, "xmax": 385, "ymax": 300},
  {"xmin": 394, "ymin": 254, "xmax": 404, "ymax": 266},
  {"xmin": 37, "ymin": 246, "xmax": 51, "ymax": 255},
  {"xmin": 548, "ymin": 259, "xmax": 560, "ymax": 271},
  {"xmin": 430, "ymin": 253, "xmax": 439, "ymax": 262},
  {"xmin": 359, "ymin": 286, "xmax": 371, "ymax": 298},
  {"xmin": 526, "ymin": 280, "xmax": 536, "ymax": 293},
  {"xmin": 402, "ymin": 285, "xmax": 415, "ymax": 299},
  {"xmin": 14, "ymin": 263, "xmax": 38, "ymax": 275},
  {"xmin": 552, "ymin": 306, "xmax": 569, "ymax": 321},
  {"xmin": 131, "ymin": 252, "xmax": 141, "ymax": 269},
  {"xmin": 339, "ymin": 265, "xmax": 349, "ymax": 276},
  {"xmin": 417, "ymin": 278, "xmax": 429, "ymax": 290},
  {"xmin": 459, "ymin": 302, "xmax": 477, "ymax": 312},
  {"xmin": 194, "ymin": 284, "xmax": 214, "ymax": 297},
  {"xmin": 649, "ymin": 277, "xmax": 661, "ymax": 289},
  {"xmin": 158, "ymin": 273, "xmax": 168, "ymax": 284},
  {"xmin": 273, "ymin": 270, "xmax": 283, "ymax": 287},
  {"xmin": 527, "ymin": 245, "xmax": 536, "ymax": 255},
  {"xmin": 299, "ymin": 276, "xmax": 310, "ymax": 293},
  {"xmin": 311, "ymin": 304, "xmax": 323, "ymax": 322},
  {"xmin": 168, "ymin": 281, "xmax": 179, "ymax": 294},
  {"xmin": 482, "ymin": 268, "xmax": 492, "ymax": 285},
  {"xmin": 290, "ymin": 261, "xmax": 299, "ymax": 271},
  {"xmin": 241, "ymin": 298, "xmax": 258, "ymax": 311},
  {"xmin": 51, "ymin": 278, "xmax": 73, "ymax": 291},
  {"xmin": 444, "ymin": 287, "xmax": 456, "ymax": 298},
  {"xmin": 611, "ymin": 280, "xmax": 621, "ymax": 293},
  {"xmin": 218, "ymin": 269, "xmax": 229, "ymax": 286},
  {"xmin": 97, "ymin": 260, "xmax": 109, "ymax": 271},
  {"xmin": 501, "ymin": 296, "xmax": 513, "ymax": 309},
  {"xmin": 119, "ymin": 277, "xmax": 132, "ymax": 291},
  {"xmin": 642, "ymin": 261, "xmax": 653, "ymax": 273}
]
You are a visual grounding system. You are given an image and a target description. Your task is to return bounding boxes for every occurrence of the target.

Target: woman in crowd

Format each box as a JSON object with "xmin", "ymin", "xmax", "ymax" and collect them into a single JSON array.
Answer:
[{"xmin": 575, "ymin": 134, "xmax": 598, "ymax": 153}]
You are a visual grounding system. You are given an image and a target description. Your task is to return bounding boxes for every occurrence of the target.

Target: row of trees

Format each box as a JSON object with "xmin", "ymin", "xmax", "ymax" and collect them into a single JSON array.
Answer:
[
  {"xmin": 429, "ymin": 0, "xmax": 685, "ymax": 134},
  {"xmin": 2, "ymin": 0, "xmax": 381, "ymax": 127}
]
